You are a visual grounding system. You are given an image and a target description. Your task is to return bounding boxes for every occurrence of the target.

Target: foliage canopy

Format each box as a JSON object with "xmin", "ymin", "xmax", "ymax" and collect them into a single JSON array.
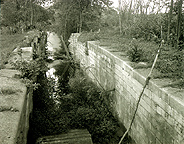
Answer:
[
  {"xmin": 52, "ymin": 0, "xmax": 113, "ymax": 40},
  {"xmin": 1, "ymin": 0, "xmax": 53, "ymax": 33}
]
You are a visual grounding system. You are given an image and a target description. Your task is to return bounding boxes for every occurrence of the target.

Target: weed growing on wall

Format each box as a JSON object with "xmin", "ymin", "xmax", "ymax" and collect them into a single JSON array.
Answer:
[
  {"xmin": 127, "ymin": 38, "xmax": 143, "ymax": 62},
  {"xmin": 11, "ymin": 58, "xmax": 48, "ymax": 89}
]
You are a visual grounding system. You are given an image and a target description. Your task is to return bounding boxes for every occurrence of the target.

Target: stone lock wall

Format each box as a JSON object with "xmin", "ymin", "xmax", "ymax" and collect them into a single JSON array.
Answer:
[
  {"xmin": 0, "ymin": 31, "xmax": 46, "ymax": 144},
  {"xmin": 15, "ymin": 88, "xmax": 33, "ymax": 144},
  {"xmin": 0, "ymin": 70, "xmax": 33, "ymax": 144},
  {"xmin": 69, "ymin": 33, "xmax": 184, "ymax": 144}
]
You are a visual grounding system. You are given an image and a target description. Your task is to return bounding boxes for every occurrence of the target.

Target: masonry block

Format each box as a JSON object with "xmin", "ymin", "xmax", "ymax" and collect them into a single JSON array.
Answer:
[{"xmin": 142, "ymin": 94, "xmax": 152, "ymax": 107}]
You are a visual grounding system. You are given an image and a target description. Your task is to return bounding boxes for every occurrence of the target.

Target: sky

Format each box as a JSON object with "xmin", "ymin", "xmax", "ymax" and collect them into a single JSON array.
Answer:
[
  {"xmin": 41, "ymin": 0, "xmax": 173, "ymax": 13},
  {"xmin": 111, "ymin": 0, "xmax": 119, "ymax": 8},
  {"xmin": 110, "ymin": 0, "xmax": 171, "ymax": 13},
  {"xmin": 42, "ymin": 0, "xmax": 119, "ymax": 8}
]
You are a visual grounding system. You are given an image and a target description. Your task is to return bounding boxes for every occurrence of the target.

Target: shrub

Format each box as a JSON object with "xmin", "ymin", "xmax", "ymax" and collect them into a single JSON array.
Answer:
[
  {"xmin": 67, "ymin": 70, "xmax": 121, "ymax": 144},
  {"xmin": 11, "ymin": 58, "xmax": 48, "ymax": 89},
  {"xmin": 156, "ymin": 49, "xmax": 184, "ymax": 80},
  {"xmin": 127, "ymin": 38, "xmax": 143, "ymax": 62}
]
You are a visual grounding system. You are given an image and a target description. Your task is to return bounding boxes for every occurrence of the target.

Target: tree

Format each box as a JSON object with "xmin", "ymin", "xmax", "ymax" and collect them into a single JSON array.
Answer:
[
  {"xmin": 53, "ymin": 0, "xmax": 112, "ymax": 40},
  {"xmin": 176, "ymin": 0, "xmax": 183, "ymax": 48},
  {"xmin": 167, "ymin": 0, "xmax": 174, "ymax": 40},
  {"xmin": 118, "ymin": 0, "xmax": 122, "ymax": 34},
  {"xmin": 1, "ymin": 1, "xmax": 20, "ymax": 27},
  {"xmin": 1, "ymin": 0, "xmax": 53, "ymax": 33}
]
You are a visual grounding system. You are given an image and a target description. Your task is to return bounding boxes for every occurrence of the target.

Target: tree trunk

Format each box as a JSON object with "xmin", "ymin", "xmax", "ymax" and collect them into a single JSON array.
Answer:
[
  {"xmin": 167, "ymin": 0, "xmax": 173, "ymax": 40},
  {"xmin": 25, "ymin": 0, "xmax": 28, "ymax": 6},
  {"xmin": 77, "ymin": 0, "xmax": 82, "ymax": 33},
  {"xmin": 64, "ymin": 13, "xmax": 67, "ymax": 40},
  {"xmin": 79, "ymin": 11, "xmax": 82, "ymax": 33},
  {"xmin": 61, "ymin": 35, "xmax": 70, "ymax": 59},
  {"xmin": 176, "ymin": 0, "xmax": 183, "ymax": 48},
  {"xmin": 127, "ymin": 0, "xmax": 133, "ymax": 23},
  {"xmin": 118, "ymin": 0, "xmax": 122, "ymax": 34},
  {"xmin": 129, "ymin": 0, "xmax": 133, "ymax": 13},
  {"xmin": 30, "ymin": 0, "xmax": 33, "ymax": 25}
]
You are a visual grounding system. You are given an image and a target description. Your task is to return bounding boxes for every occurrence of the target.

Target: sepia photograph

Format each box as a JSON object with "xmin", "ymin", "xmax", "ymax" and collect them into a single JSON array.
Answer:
[{"xmin": 0, "ymin": 0, "xmax": 184, "ymax": 143}]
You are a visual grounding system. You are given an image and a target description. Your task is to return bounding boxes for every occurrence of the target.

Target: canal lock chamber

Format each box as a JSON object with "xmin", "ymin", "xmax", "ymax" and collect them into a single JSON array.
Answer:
[
  {"xmin": 27, "ymin": 32, "xmax": 134, "ymax": 144},
  {"xmin": 27, "ymin": 58, "xmax": 135, "ymax": 144}
]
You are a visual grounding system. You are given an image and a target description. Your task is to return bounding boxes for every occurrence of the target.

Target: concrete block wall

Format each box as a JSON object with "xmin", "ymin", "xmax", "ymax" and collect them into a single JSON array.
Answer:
[
  {"xmin": 16, "ymin": 88, "xmax": 33, "ymax": 144},
  {"xmin": 0, "ymin": 69, "xmax": 33, "ymax": 144},
  {"xmin": 69, "ymin": 33, "xmax": 184, "ymax": 144}
]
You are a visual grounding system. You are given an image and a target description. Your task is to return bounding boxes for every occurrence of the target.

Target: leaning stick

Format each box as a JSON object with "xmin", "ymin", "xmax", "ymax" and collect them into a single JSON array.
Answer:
[{"xmin": 118, "ymin": 45, "xmax": 162, "ymax": 144}]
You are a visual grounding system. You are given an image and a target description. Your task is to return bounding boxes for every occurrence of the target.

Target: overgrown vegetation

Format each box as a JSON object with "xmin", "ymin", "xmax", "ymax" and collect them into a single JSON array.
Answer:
[
  {"xmin": 76, "ymin": 0, "xmax": 184, "ymax": 88},
  {"xmin": 9, "ymin": 31, "xmax": 48, "ymax": 89},
  {"xmin": 27, "ymin": 62, "xmax": 132, "ymax": 144},
  {"xmin": 79, "ymin": 27, "xmax": 184, "ymax": 88},
  {"xmin": 1, "ymin": 1, "xmax": 183, "ymax": 143},
  {"xmin": 0, "ymin": 0, "xmax": 53, "ymax": 69},
  {"xmin": 0, "ymin": 31, "xmax": 39, "ymax": 68},
  {"xmin": 67, "ymin": 70, "xmax": 126, "ymax": 144},
  {"xmin": 51, "ymin": 0, "xmax": 113, "ymax": 42},
  {"xmin": 1, "ymin": 0, "xmax": 183, "ymax": 86},
  {"xmin": 1, "ymin": 0, "xmax": 53, "ymax": 34},
  {"xmin": 12, "ymin": 58, "xmax": 48, "ymax": 89}
]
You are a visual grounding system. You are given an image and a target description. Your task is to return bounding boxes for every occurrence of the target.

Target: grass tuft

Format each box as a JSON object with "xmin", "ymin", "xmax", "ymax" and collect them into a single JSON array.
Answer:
[{"xmin": 1, "ymin": 87, "xmax": 18, "ymax": 95}]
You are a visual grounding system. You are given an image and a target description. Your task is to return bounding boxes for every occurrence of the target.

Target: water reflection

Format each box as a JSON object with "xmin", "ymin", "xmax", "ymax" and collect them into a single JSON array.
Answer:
[
  {"xmin": 46, "ymin": 62, "xmax": 71, "ymax": 105},
  {"xmin": 46, "ymin": 68, "xmax": 57, "ymax": 79},
  {"xmin": 46, "ymin": 67, "xmax": 60, "ymax": 104}
]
